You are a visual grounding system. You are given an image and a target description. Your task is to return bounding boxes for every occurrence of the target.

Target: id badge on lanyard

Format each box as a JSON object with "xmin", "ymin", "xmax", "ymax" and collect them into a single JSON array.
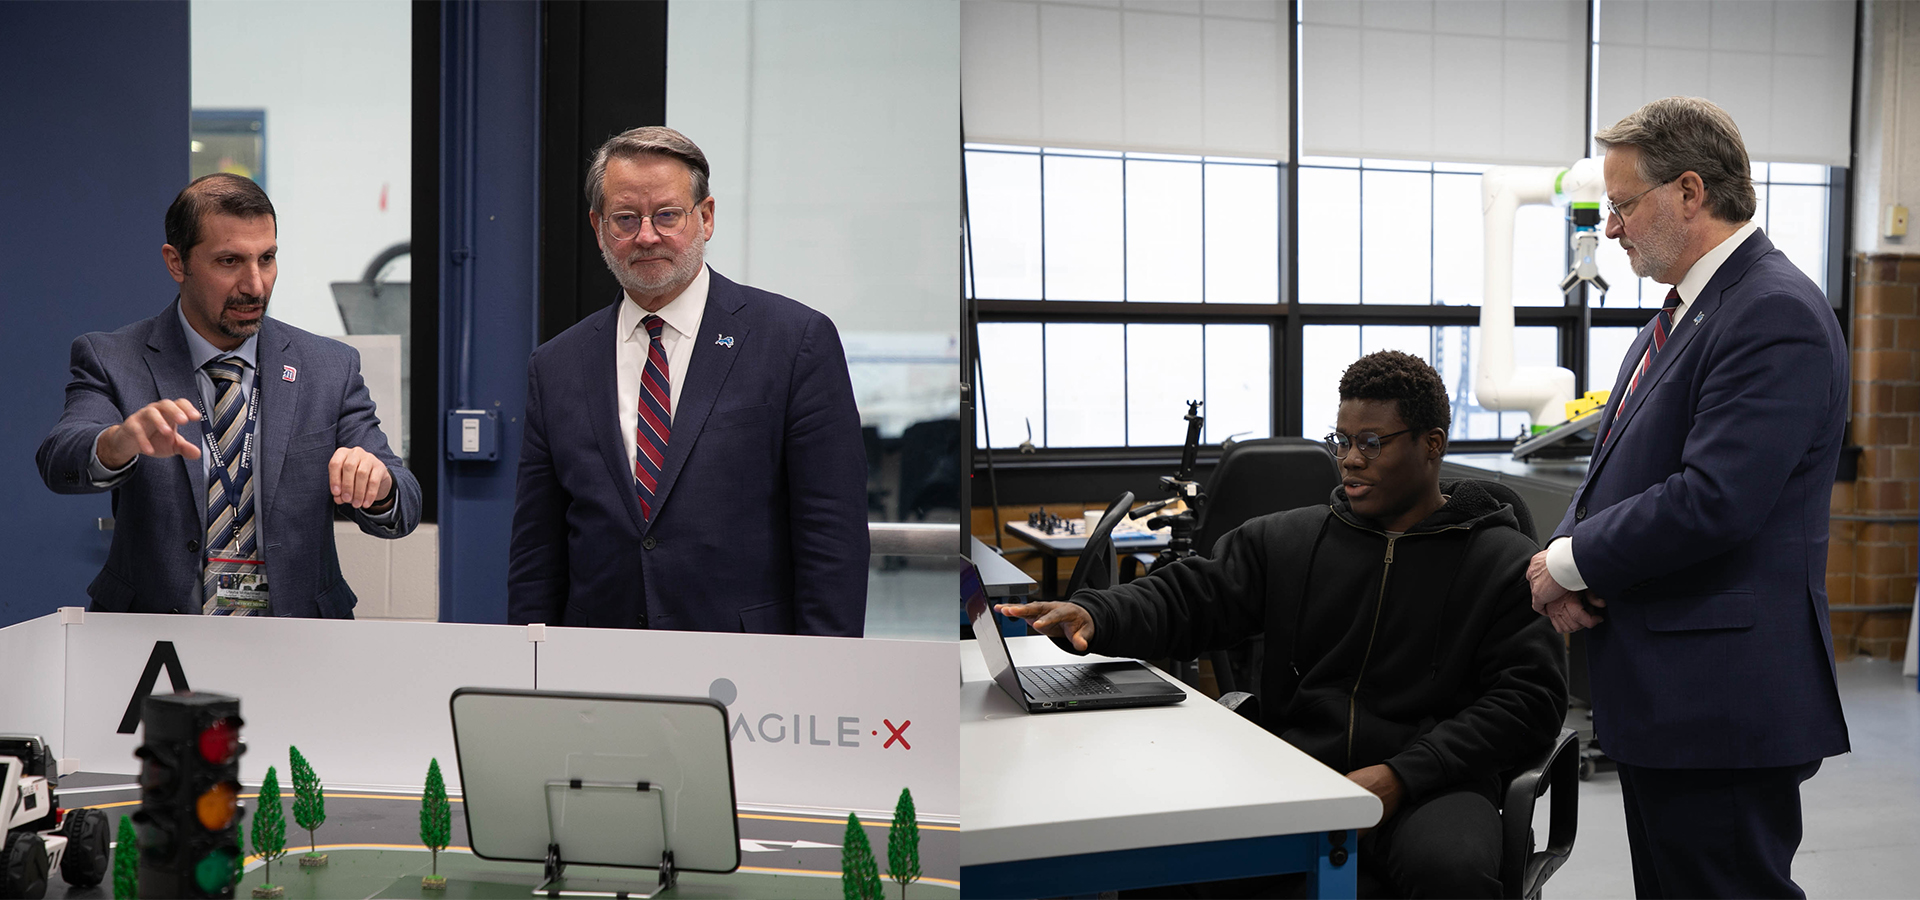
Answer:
[
  {"xmin": 197, "ymin": 368, "xmax": 261, "ymax": 550},
  {"xmin": 209, "ymin": 558, "xmax": 270, "ymax": 611},
  {"xmin": 198, "ymin": 367, "xmax": 268, "ymax": 614}
]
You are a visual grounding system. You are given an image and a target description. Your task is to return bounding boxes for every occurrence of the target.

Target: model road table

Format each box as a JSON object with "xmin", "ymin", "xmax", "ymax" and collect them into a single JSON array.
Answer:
[
  {"xmin": 1000, "ymin": 520, "xmax": 1170, "ymax": 602},
  {"xmin": 42, "ymin": 776, "xmax": 958, "ymax": 898},
  {"xmin": 958, "ymin": 637, "xmax": 1380, "ymax": 899}
]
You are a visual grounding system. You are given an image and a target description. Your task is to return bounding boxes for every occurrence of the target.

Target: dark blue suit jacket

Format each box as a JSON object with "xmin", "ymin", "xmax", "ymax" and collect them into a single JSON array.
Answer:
[
  {"xmin": 507, "ymin": 270, "xmax": 869, "ymax": 635},
  {"xmin": 1554, "ymin": 231, "xmax": 1850, "ymax": 769},
  {"xmin": 35, "ymin": 302, "xmax": 421, "ymax": 617}
]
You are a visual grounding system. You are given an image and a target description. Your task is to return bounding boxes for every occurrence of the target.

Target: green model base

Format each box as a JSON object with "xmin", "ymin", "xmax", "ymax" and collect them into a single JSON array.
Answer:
[{"xmin": 234, "ymin": 849, "xmax": 958, "ymax": 899}]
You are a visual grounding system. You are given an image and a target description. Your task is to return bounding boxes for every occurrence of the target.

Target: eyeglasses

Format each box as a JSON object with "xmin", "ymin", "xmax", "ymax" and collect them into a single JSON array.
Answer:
[
  {"xmin": 1324, "ymin": 429, "xmax": 1412, "ymax": 460},
  {"xmin": 1604, "ymin": 179, "xmax": 1674, "ymax": 222},
  {"xmin": 602, "ymin": 208, "xmax": 689, "ymax": 240}
]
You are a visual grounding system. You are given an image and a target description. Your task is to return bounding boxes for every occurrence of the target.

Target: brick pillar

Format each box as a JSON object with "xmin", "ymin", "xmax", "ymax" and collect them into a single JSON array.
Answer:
[{"xmin": 1830, "ymin": 254, "xmax": 1920, "ymax": 660}]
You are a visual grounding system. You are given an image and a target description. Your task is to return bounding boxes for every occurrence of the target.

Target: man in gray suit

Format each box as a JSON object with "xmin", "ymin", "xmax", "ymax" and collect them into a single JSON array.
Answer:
[{"xmin": 37, "ymin": 173, "xmax": 420, "ymax": 618}]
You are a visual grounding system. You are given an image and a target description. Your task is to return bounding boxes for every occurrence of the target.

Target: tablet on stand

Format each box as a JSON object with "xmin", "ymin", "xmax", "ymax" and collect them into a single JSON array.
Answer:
[{"xmin": 450, "ymin": 688, "xmax": 741, "ymax": 898}]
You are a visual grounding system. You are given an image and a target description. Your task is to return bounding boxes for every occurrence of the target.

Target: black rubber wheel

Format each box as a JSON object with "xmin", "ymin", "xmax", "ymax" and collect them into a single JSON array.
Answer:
[
  {"xmin": 58, "ymin": 809, "xmax": 111, "ymax": 887},
  {"xmin": 1, "ymin": 830, "xmax": 50, "ymax": 900}
]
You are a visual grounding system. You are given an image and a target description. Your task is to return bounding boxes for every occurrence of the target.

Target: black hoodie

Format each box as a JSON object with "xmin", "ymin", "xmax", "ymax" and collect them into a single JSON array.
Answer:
[{"xmin": 1069, "ymin": 480, "xmax": 1569, "ymax": 803}]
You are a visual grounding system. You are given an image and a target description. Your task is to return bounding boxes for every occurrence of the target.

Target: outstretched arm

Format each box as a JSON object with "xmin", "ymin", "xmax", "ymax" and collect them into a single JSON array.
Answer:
[
  {"xmin": 38, "ymin": 334, "xmax": 199, "ymax": 493},
  {"xmin": 1050, "ymin": 517, "xmax": 1276, "ymax": 661}
]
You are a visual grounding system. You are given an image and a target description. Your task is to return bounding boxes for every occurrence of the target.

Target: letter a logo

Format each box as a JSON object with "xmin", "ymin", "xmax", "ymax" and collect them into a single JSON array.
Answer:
[{"xmin": 117, "ymin": 641, "xmax": 191, "ymax": 734}]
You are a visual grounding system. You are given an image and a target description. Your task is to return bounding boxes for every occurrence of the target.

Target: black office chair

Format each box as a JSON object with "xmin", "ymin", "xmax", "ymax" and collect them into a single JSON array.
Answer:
[
  {"xmin": 1466, "ymin": 477, "xmax": 1537, "ymax": 543},
  {"xmin": 1500, "ymin": 727, "xmax": 1580, "ymax": 898},
  {"xmin": 1062, "ymin": 491, "xmax": 1136, "ymax": 602},
  {"xmin": 1215, "ymin": 693, "xmax": 1580, "ymax": 900},
  {"xmin": 1192, "ymin": 437, "xmax": 1342, "ymax": 556},
  {"xmin": 862, "ymin": 425, "xmax": 888, "ymax": 516},
  {"xmin": 1182, "ymin": 438, "xmax": 1341, "ymax": 694},
  {"xmin": 896, "ymin": 418, "xmax": 960, "ymax": 520}
]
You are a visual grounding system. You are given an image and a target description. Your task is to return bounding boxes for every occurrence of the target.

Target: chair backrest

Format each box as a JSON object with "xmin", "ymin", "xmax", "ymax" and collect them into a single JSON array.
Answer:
[
  {"xmin": 897, "ymin": 418, "xmax": 961, "ymax": 518},
  {"xmin": 1464, "ymin": 478, "xmax": 1537, "ymax": 544},
  {"xmin": 1064, "ymin": 491, "xmax": 1135, "ymax": 600},
  {"xmin": 1193, "ymin": 438, "xmax": 1341, "ymax": 557}
]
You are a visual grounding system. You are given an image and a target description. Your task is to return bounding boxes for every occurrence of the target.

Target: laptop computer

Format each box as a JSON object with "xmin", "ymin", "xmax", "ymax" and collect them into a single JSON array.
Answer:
[{"xmin": 963, "ymin": 560, "xmax": 1186, "ymax": 713}]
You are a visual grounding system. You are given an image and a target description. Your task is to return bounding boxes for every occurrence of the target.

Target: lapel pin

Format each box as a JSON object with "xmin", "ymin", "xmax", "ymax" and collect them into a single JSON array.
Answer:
[
  {"xmin": 1693, "ymin": 312, "xmax": 1705, "ymax": 324},
  {"xmin": 714, "ymin": 334, "xmax": 735, "ymax": 348},
  {"xmin": 282, "ymin": 365, "xmax": 297, "ymax": 382}
]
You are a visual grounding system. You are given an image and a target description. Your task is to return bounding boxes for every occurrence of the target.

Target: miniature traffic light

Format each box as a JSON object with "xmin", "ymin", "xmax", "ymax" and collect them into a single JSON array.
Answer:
[{"xmin": 133, "ymin": 692, "xmax": 246, "ymax": 899}]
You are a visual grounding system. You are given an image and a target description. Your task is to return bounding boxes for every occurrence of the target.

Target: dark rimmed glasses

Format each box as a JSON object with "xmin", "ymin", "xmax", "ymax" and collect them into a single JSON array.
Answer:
[
  {"xmin": 1604, "ymin": 178, "xmax": 1674, "ymax": 222},
  {"xmin": 602, "ymin": 207, "xmax": 689, "ymax": 240},
  {"xmin": 1325, "ymin": 428, "xmax": 1411, "ymax": 460}
]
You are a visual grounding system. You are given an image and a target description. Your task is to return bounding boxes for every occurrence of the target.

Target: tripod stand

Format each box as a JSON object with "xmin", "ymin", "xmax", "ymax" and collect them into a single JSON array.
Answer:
[{"xmin": 1130, "ymin": 400, "xmax": 1206, "ymax": 575}]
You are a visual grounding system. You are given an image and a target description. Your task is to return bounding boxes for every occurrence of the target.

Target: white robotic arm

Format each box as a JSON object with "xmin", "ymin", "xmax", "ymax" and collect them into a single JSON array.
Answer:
[{"xmin": 1475, "ymin": 158, "xmax": 1605, "ymax": 429}]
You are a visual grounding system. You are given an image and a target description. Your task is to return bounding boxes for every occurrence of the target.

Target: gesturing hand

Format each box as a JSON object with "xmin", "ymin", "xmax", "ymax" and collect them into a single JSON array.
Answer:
[
  {"xmin": 328, "ymin": 446, "xmax": 394, "ymax": 511},
  {"xmin": 993, "ymin": 601, "xmax": 1096, "ymax": 651},
  {"xmin": 98, "ymin": 399, "xmax": 203, "ymax": 468}
]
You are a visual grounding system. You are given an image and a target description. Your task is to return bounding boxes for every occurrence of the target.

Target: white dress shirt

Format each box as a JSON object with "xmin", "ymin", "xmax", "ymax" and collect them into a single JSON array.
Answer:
[
  {"xmin": 1546, "ymin": 221, "xmax": 1761, "ymax": 592},
  {"xmin": 618, "ymin": 264, "xmax": 710, "ymax": 477}
]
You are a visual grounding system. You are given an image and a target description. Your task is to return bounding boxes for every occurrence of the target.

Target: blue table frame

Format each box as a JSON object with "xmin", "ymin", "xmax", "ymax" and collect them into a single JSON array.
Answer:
[{"xmin": 960, "ymin": 830, "xmax": 1358, "ymax": 899}]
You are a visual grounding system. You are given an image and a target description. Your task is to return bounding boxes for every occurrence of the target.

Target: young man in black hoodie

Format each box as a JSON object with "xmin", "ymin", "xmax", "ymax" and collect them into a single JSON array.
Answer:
[{"xmin": 998, "ymin": 351, "xmax": 1568, "ymax": 898}]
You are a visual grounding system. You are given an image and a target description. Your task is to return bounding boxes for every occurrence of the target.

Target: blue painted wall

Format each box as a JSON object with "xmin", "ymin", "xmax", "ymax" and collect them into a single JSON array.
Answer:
[
  {"xmin": 437, "ymin": 1, "xmax": 541, "ymax": 623},
  {"xmin": 0, "ymin": 1, "xmax": 190, "ymax": 627}
]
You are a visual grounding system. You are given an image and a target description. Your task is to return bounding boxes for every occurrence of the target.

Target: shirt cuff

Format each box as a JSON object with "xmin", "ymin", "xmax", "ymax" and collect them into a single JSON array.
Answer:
[
  {"xmin": 1545, "ymin": 536, "xmax": 1588, "ymax": 592},
  {"xmin": 361, "ymin": 501, "xmax": 400, "ymax": 526},
  {"xmin": 88, "ymin": 428, "xmax": 136, "ymax": 487}
]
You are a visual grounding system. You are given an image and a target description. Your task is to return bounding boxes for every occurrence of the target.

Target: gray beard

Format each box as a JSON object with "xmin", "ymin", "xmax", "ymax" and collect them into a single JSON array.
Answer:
[
  {"xmin": 601, "ymin": 231, "xmax": 706, "ymax": 301},
  {"xmin": 1624, "ymin": 208, "xmax": 1686, "ymax": 281}
]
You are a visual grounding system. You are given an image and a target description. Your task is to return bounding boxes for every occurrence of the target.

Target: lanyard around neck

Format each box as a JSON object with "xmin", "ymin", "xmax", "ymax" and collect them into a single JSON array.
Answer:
[{"xmin": 195, "ymin": 362, "xmax": 261, "ymax": 502}]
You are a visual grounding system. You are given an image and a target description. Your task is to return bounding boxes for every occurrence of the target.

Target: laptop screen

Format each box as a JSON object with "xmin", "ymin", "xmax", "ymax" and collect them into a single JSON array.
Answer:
[{"xmin": 962, "ymin": 560, "xmax": 1028, "ymax": 705}]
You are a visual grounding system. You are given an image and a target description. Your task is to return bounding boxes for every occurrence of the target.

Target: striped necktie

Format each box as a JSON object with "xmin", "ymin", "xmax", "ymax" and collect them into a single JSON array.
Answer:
[
  {"xmin": 634, "ymin": 315, "xmax": 672, "ymax": 521},
  {"xmin": 202, "ymin": 359, "xmax": 260, "ymax": 615},
  {"xmin": 1604, "ymin": 288, "xmax": 1683, "ymax": 446}
]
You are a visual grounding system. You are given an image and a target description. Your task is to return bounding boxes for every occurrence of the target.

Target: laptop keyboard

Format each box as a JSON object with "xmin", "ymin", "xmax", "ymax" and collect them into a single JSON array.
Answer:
[{"xmin": 1023, "ymin": 664, "xmax": 1119, "ymax": 698}]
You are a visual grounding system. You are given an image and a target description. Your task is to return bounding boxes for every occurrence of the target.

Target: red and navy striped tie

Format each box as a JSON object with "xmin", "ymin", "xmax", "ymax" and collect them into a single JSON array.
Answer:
[
  {"xmin": 1604, "ymin": 288, "xmax": 1683, "ymax": 445},
  {"xmin": 634, "ymin": 315, "xmax": 671, "ymax": 520}
]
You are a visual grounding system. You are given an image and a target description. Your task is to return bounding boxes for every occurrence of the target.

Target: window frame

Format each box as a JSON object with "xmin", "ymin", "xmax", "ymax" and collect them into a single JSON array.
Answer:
[{"xmin": 965, "ymin": 0, "xmax": 1850, "ymax": 467}]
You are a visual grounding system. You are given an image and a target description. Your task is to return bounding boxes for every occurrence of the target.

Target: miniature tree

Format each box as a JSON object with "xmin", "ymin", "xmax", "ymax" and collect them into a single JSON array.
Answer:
[
  {"xmin": 112, "ymin": 814, "xmax": 137, "ymax": 900},
  {"xmin": 250, "ymin": 766, "xmax": 288, "ymax": 895},
  {"xmin": 840, "ymin": 813, "xmax": 882, "ymax": 900},
  {"xmin": 420, "ymin": 758, "xmax": 451, "ymax": 888},
  {"xmin": 886, "ymin": 788, "xmax": 921, "ymax": 899},
  {"xmin": 232, "ymin": 827, "xmax": 246, "ymax": 894},
  {"xmin": 289, "ymin": 746, "xmax": 327, "ymax": 865}
]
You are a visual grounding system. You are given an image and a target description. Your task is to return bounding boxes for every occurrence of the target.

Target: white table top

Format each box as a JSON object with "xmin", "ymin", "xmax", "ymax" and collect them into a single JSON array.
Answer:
[{"xmin": 960, "ymin": 636, "xmax": 1381, "ymax": 867}]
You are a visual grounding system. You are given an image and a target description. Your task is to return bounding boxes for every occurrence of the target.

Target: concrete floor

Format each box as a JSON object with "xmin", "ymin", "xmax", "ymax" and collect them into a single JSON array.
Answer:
[{"xmin": 1542, "ymin": 659, "xmax": 1920, "ymax": 898}]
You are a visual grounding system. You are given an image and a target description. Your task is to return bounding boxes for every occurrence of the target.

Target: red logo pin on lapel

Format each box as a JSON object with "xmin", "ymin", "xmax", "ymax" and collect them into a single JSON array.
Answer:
[{"xmin": 283, "ymin": 365, "xmax": 297, "ymax": 382}]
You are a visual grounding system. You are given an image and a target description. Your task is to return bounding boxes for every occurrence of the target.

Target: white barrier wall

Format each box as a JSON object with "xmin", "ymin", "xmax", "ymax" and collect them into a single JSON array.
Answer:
[
  {"xmin": 538, "ymin": 627, "xmax": 957, "ymax": 819},
  {"xmin": 52, "ymin": 613, "xmax": 529, "ymax": 791},
  {"xmin": 4, "ymin": 611, "xmax": 956, "ymax": 820},
  {"xmin": 0, "ymin": 612, "xmax": 68, "ymax": 756}
]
